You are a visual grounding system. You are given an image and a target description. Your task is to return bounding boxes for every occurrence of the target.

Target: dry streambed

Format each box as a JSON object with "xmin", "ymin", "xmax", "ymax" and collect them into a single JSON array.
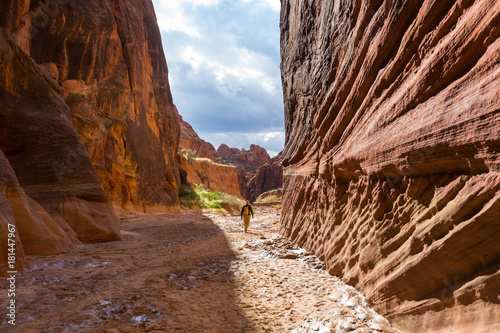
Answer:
[{"xmin": 0, "ymin": 209, "xmax": 400, "ymax": 332}]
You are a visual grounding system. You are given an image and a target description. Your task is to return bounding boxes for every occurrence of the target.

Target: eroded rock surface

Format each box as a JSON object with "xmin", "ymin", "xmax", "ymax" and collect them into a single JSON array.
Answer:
[
  {"xmin": 217, "ymin": 144, "xmax": 271, "ymax": 173},
  {"xmin": 280, "ymin": 0, "xmax": 500, "ymax": 331},
  {"xmin": 0, "ymin": 0, "xmax": 180, "ymax": 271},
  {"xmin": 4, "ymin": 0, "xmax": 180, "ymax": 213},
  {"xmin": 0, "ymin": 26, "xmax": 121, "ymax": 246},
  {"xmin": 176, "ymin": 106, "xmax": 220, "ymax": 162}
]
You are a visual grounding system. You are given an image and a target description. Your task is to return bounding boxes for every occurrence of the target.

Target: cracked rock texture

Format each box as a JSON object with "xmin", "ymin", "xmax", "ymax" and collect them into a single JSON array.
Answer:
[
  {"xmin": 279, "ymin": 0, "xmax": 500, "ymax": 332},
  {"xmin": 1, "ymin": 0, "xmax": 180, "ymax": 271}
]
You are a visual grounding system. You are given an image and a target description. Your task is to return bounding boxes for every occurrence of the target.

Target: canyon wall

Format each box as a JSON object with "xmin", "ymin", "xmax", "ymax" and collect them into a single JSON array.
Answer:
[
  {"xmin": 218, "ymin": 144, "xmax": 271, "ymax": 173},
  {"xmin": 280, "ymin": 0, "xmax": 500, "ymax": 332},
  {"xmin": 0, "ymin": 0, "xmax": 180, "ymax": 272},
  {"xmin": 3, "ymin": 0, "xmax": 180, "ymax": 213}
]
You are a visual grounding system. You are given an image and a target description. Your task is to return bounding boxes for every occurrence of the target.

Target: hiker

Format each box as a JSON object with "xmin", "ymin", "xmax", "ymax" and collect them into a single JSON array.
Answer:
[{"xmin": 240, "ymin": 200, "xmax": 254, "ymax": 233}]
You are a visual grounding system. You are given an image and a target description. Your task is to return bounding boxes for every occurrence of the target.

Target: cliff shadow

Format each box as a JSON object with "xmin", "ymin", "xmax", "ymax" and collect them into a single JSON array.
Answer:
[{"xmin": 0, "ymin": 212, "xmax": 254, "ymax": 332}]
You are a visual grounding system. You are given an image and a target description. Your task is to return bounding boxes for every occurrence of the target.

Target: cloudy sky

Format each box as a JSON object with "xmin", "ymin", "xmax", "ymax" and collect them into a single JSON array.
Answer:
[{"xmin": 152, "ymin": 0, "xmax": 284, "ymax": 157}]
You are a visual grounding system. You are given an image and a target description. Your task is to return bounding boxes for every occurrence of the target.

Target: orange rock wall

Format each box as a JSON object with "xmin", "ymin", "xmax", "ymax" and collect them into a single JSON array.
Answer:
[
  {"xmin": 0, "ymin": 0, "xmax": 180, "ymax": 272},
  {"xmin": 0, "ymin": 22, "xmax": 121, "ymax": 273},
  {"xmin": 280, "ymin": 0, "xmax": 500, "ymax": 331},
  {"xmin": 179, "ymin": 156, "xmax": 242, "ymax": 199},
  {"xmin": 176, "ymin": 106, "xmax": 220, "ymax": 162},
  {"xmin": 7, "ymin": 0, "xmax": 180, "ymax": 213}
]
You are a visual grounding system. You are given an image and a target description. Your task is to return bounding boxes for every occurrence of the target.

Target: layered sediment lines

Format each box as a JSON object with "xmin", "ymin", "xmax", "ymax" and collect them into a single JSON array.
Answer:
[
  {"xmin": 0, "ymin": 0, "xmax": 180, "ymax": 271},
  {"xmin": 279, "ymin": 0, "xmax": 500, "ymax": 331}
]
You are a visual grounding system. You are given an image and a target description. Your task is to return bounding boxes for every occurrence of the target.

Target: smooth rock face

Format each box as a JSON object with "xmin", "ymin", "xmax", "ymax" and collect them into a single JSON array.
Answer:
[
  {"xmin": 280, "ymin": 0, "xmax": 500, "ymax": 332},
  {"xmin": 0, "ymin": 150, "xmax": 79, "ymax": 276},
  {"xmin": 179, "ymin": 156, "xmax": 242, "ymax": 198},
  {"xmin": 6, "ymin": 0, "xmax": 180, "ymax": 213}
]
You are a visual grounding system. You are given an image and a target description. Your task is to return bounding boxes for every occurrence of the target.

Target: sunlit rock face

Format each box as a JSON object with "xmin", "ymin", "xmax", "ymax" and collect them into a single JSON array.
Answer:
[
  {"xmin": 280, "ymin": 0, "xmax": 500, "ymax": 331},
  {"xmin": 175, "ymin": 106, "xmax": 220, "ymax": 162},
  {"xmin": 217, "ymin": 144, "xmax": 273, "ymax": 200},
  {"xmin": 217, "ymin": 144, "xmax": 271, "ymax": 174},
  {"xmin": 179, "ymin": 155, "xmax": 242, "ymax": 199},
  {"xmin": 3, "ymin": 0, "xmax": 180, "ymax": 213}
]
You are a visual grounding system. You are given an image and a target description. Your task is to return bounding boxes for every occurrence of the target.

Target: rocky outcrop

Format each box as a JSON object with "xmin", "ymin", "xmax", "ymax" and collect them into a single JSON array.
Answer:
[
  {"xmin": 246, "ymin": 152, "xmax": 284, "ymax": 202},
  {"xmin": 175, "ymin": 106, "xmax": 219, "ymax": 162},
  {"xmin": 0, "ymin": 150, "xmax": 80, "ymax": 276},
  {"xmin": 217, "ymin": 144, "xmax": 271, "ymax": 173},
  {"xmin": 179, "ymin": 156, "xmax": 242, "ymax": 198},
  {"xmin": 217, "ymin": 144, "xmax": 272, "ymax": 200},
  {"xmin": 280, "ymin": 0, "xmax": 500, "ymax": 332},
  {"xmin": 4, "ymin": 0, "xmax": 180, "ymax": 213}
]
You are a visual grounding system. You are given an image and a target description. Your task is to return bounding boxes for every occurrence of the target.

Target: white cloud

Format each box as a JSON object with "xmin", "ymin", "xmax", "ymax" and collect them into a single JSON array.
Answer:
[
  {"xmin": 155, "ymin": 11, "xmax": 201, "ymax": 37},
  {"xmin": 153, "ymin": 0, "xmax": 285, "ymax": 154}
]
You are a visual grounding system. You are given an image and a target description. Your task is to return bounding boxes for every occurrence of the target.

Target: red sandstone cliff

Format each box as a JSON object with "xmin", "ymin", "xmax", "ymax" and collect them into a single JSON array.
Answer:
[
  {"xmin": 23, "ymin": 0, "xmax": 180, "ymax": 213},
  {"xmin": 217, "ymin": 144, "xmax": 273, "ymax": 200},
  {"xmin": 246, "ymin": 152, "xmax": 284, "ymax": 202},
  {"xmin": 175, "ymin": 106, "xmax": 220, "ymax": 162},
  {"xmin": 280, "ymin": 0, "xmax": 500, "ymax": 332},
  {"xmin": 0, "ymin": 0, "xmax": 180, "ymax": 272},
  {"xmin": 217, "ymin": 144, "xmax": 271, "ymax": 173},
  {"xmin": 179, "ymin": 156, "xmax": 242, "ymax": 199}
]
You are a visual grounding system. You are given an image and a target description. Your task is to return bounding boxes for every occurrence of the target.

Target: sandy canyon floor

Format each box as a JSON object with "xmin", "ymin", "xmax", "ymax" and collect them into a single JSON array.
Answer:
[{"xmin": 1, "ymin": 208, "xmax": 401, "ymax": 332}]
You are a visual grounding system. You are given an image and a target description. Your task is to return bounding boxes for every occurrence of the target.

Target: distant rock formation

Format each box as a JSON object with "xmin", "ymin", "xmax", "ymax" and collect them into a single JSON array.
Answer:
[
  {"xmin": 179, "ymin": 156, "xmax": 242, "ymax": 199},
  {"xmin": 0, "ymin": 0, "xmax": 181, "ymax": 272},
  {"xmin": 175, "ymin": 110, "xmax": 280, "ymax": 199},
  {"xmin": 175, "ymin": 106, "xmax": 220, "ymax": 162},
  {"xmin": 280, "ymin": 0, "xmax": 500, "ymax": 332},
  {"xmin": 246, "ymin": 152, "xmax": 283, "ymax": 202},
  {"xmin": 217, "ymin": 144, "xmax": 271, "ymax": 173}
]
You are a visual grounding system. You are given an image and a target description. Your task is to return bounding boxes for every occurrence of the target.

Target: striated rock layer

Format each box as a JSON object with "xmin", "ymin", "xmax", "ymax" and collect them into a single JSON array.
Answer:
[
  {"xmin": 280, "ymin": 0, "xmax": 500, "ymax": 332},
  {"xmin": 0, "ymin": 0, "xmax": 180, "ymax": 271},
  {"xmin": 0, "ymin": 23, "xmax": 121, "ymax": 274},
  {"xmin": 4, "ymin": 0, "xmax": 181, "ymax": 213}
]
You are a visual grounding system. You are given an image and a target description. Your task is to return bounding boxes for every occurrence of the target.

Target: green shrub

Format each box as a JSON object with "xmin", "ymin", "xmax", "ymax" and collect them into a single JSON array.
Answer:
[
  {"xmin": 181, "ymin": 148, "xmax": 197, "ymax": 163},
  {"xmin": 179, "ymin": 184, "xmax": 202, "ymax": 208},
  {"xmin": 65, "ymin": 92, "xmax": 87, "ymax": 102},
  {"xmin": 191, "ymin": 184, "xmax": 244, "ymax": 214}
]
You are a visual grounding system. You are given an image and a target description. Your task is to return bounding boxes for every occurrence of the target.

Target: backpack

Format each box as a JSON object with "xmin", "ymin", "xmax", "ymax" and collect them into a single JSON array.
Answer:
[{"xmin": 243, "ymin": 205, "xmax": 250, "ymax": 216}]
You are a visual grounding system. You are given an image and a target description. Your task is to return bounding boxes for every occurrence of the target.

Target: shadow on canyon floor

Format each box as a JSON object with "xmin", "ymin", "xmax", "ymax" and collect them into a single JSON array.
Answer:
[{"xmin": 0, "ymin": 212, "xmax": 252, "ymax": 332}]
